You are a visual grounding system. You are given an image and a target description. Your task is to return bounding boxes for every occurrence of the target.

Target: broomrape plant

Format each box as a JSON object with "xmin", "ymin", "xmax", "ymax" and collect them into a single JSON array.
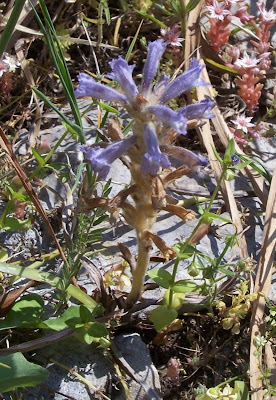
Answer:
[{"xmin": 75, "ymin": 39, "xmax": 214, "ymax": 303}]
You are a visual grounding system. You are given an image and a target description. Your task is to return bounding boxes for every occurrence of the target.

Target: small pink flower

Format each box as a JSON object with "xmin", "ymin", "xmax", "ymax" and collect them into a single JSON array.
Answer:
[
  {"xmin": 160, "ymin": 24, "xmax": 185, "ymax": 47},
  {"xmin": 257, "ymin": 1, "xmax": 276, "ymax": 22},
  {"xmin": 234, "ymin": 52, "xmax": 260, "ymax": 69},
  {"xmin": 206, "ymin": 0, "xmax": 231, "ymax": 20},
  {"xmin": 231, "ymin": 113, "xmax": 255, "ymax": 133}
]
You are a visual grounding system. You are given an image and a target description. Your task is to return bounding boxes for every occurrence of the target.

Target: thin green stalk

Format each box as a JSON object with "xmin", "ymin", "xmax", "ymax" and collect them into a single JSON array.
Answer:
[
  {"xmin": 216, "ymin": 374, "xmax": 246, "ymax": 388},
  {"xmin": 180, "ymin": 0, "xmax": 187, "ymax": 40},
  {"xmin": 0, "ymin": 0, "xmax": 26, "ymax": 58},
  {"xmin": 168, "ymin": 166, "xmax": 228, "ymax": 308}
]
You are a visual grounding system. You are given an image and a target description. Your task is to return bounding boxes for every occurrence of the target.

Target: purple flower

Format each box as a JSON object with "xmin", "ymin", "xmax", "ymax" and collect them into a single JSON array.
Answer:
[
  {"xmin": 148, "ymin": 105, "xmax": 187, "ymax": 135},
  {"xmin": 81, "ymin": 135, "xmax": 136, "ymax": 179},
  {"xmin": 107, "ymin": 57, "xmax": 138, "ymax": 103},
  {"xmin": 141, "ymin": 124, "xmax": 170, "ymax": 175},
  {"xmin": 75, "ymin": 73, "xmax": 127, "ymax": 103},
  {"xmin": 231, "ymin": 154, "xmax": 240, "ymax": 165},
  {"xmin": 141, "ymin": 39, "xmax": 167, "ymax": 93},
  {"xmin": 159, "ymin": 59, "xmax": 209, "ymax": 104},
  {"xmin": 179, "ymin": 97, "xmax": 215, "ymax": 120}
]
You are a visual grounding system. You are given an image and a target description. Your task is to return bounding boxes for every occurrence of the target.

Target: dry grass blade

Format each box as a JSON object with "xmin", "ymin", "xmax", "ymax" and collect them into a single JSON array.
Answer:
[
  {"xmin": 250, "ymin": 167, "xmax": 276, "ymax": 400},
  {"xmin": 181, "ymin": 1, "xmax": 248, "ymax": 261},
  {"xmin": 183, "ymin": 0, "xmax": 204, "ymax": 67},
  {"xmin": 15, "ymin": 38, "xmax": 42, "ymax": 148},
  {"xmin": 0, "ymin": 127, "xmax": 69, "ymax": 269},
  {"xmin": 0, "ymin": 328, "xmax": 74, "ymax": 355},
  {"xmin": 0, "ymin": 20, "xmax": 118, "ymax": 49},
  {"xmin": 196, "ymin": 105, "xmax": 249, "ymax": 259}
]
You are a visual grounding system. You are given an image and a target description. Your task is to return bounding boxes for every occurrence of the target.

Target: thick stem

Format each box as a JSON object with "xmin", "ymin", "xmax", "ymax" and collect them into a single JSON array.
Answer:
[{"xmin": 127, "ymin": 233, "xmax": 151, "ymax": 304}]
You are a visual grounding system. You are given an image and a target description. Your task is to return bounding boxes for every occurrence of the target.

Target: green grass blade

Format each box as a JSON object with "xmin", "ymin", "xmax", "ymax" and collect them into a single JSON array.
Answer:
[
  {"xmin": 30, "ymin": 0, "xmax": 84, "ymax": 142},
  {"xmin": 32, "ymin": 87, "xmax": 84, "ymax": 141},
  {"xmin": 0, "ymin": 0, "xmax": 26, "ymax": 57}
]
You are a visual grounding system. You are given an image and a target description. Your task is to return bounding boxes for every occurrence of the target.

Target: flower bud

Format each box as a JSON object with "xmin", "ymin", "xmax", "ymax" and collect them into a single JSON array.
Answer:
[
  {"xmin": 224, "ymin": 169, "xmax": 236, "ymax": 181},
  {"xmin": 188, "ymin": 261, "xmax": 199, "ymax": 277}
]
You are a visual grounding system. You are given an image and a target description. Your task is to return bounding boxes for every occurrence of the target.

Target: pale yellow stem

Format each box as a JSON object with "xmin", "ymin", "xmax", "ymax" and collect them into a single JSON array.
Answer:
[{"xmin": 127, "ymin": 233, "xmax": 151, "ymax": 304}]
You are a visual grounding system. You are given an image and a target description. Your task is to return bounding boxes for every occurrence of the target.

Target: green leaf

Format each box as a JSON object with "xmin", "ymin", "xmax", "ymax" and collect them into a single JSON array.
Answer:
[
  {"xmin": 0, "ymin": 352, "xmax": 49, "ymax": 392},
  {"xmin": 80, "ymin": 305, "xmax": 94, "ymax": 323},
  {"xmin": 134, "ymin": 10, "xmax": 167, "ymax": 28},
  {"xmin": 0, "ymin": 262, "xmax": 98, "ymax": 309},
  {"xmin": 185, "ymin": 0, "xmax": 201, "ymax": 13},
  {"xmin": 31, "ymin": 147, "xmax": 46, "ymax": 167},
  {"xmin": 235, "ymin": 381, "xmax": 249, "ymax": 400},
  {"xmin": 174, "ymin": 243, "xmax": 198, "ymax": 259},
  {"xmin": 32, "ymin": 87, "xmax": 84, "ymax": 142},
  {"xmin": 148, "ymin": 268, "xmax": 172, "ymax": 289},
  {"xmin": 205, "ymin": 58, "xmax": 238, "ymax": 75},
  {"xmin": 43, "ymin": 305, "xmax": 82, "ymax": 331},
  {"xmin": 0, "ymin": 250, "xmax": 8, "ymax": 262},
  {"xmin": 0, "ymin": 294, "xmax": 44, "ymax": 330},
  {"xmin": 234, "ymin": 160, "xmax": 252, "ymax": 170},
  {"xmin": 149, "ymin": 306, "xmax": 178, "ymax": 332},
  {"xmin": 85, "ymin": 321, "xmax": 108, "ymax": 338},
  {"xmin": 211, "ymin": 145, "xmax": 223, "ymax": 164},
  {"xmin": 2, "ymin": 216, "xmax": 31, "ymax": 231},
  {"xmin": 0, "ymin": 0, "xmax": 26, "ymax": 58},
  {"xmin": 204, "ymin": 212, "xmax": 232, "ymax": 224},
  {"xmin": 224, "ymin": 138, "xmax": 236, "ymax": 164},
  {"xmin": 218, "ymin": 267, "xmax": 245, "ymax": 280},
  {"xmin": 95, "ymin": 101, "xmax": 119, "ymax": 113},
  {"xmin": 171, "ymin": 280, "xmax": 199, "ymax": 293}
]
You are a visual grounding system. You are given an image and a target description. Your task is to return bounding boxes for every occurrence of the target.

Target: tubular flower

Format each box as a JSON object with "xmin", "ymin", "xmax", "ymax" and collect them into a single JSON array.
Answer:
[
  {"xmin": 81, "ymin": 135, "xmax": 136, "ymax": 180},
  {"xmin": 75, "ymin": 39, "xmax": 214, "ymax": 178},
  {"xmin": 75, "ymin": 73, "xmax": 127, "ymax": 103},
  {"xmin": 141, "ymin": 124, "xmax": 170, "ymax": 175}
]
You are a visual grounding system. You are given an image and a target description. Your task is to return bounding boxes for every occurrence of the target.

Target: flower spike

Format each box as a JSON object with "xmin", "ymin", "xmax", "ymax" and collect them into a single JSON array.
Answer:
[{"xmin": 75, "ymin": 73, "xmax": 127, "ymax": 103}]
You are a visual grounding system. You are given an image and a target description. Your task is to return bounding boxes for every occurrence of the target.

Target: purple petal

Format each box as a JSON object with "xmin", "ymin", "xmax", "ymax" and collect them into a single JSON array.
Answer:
[
  {"xmin": 179, "ymin": 97, "xmax": 215, "ymax": 119},
  {"xmin": 153, "ymin": 73, "xmax": 170, "ymax": 97},
  {"xmin": 107, "ymin": 57, "xmax": 138, "ymax": 102},
  {"xmin": 141, "ymin": 39, "xmax": 167, "ymax": 93},
  {"xmin": 141, "ymin": 124, "xmax": 170, "ymax": 175},
  {"xmin": 148, "ymin": 105, "xmax": 187, "ymax": 135},
  {"xmin": 160, "ymin": 145, "xmax": 208, "ymax": 170},
  {"xmin": 75, "ymin": 73, "xmax": 127, "ymax": 102},
  {"xmin": 159, "ymin": 59, "xmax": 209, "ymax": 104},
  {"xmin": 81, "ymin": 135, "xmax": 136, "ymax": 179}
]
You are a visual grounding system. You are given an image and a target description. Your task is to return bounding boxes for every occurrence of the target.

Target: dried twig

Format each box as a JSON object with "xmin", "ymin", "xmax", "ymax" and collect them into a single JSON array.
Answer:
[{"xmin": 250, "ymin": 167, "xmax": 276, "ymax": 400}]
